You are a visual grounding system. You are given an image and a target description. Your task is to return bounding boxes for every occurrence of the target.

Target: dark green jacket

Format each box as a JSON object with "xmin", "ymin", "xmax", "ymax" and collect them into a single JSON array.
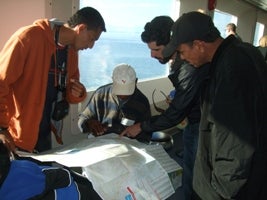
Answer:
[{"xmin": 193, "ymin": 35, "xmax": 267, "ymax": 200}]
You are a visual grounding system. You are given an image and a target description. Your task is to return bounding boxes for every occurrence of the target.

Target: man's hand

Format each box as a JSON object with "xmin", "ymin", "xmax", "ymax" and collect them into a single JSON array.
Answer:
[
  {"xmin": 120, "ymin": 123, "xmax": 142, "ymax": 138},
  {"xmin": 69, "ymin": 79, "xmax": 85, "ymax": 98},
  {"xmin": 0, "ymin": 130, "xmax": 16, "ymax": 153},
  {"xmin": 87, "ymin": 119, "xmax": 107, "ymax": 136}
]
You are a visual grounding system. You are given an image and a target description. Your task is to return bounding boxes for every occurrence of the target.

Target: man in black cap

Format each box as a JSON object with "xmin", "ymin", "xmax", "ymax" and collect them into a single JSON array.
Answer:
[
  {"xmin": 121, "ymin": 15, "xmax": 209, "ymax": 200},
  {"xmin": 163, "ymin": 11, "xmax": 267, "ymax": 200}
]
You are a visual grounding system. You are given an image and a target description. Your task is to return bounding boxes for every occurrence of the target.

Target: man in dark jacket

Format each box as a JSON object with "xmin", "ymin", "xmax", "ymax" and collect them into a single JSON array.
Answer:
[
  {"xmin": 120, "ymin": 16, "xmax": 209, "ymax": 200},
  {"xmin": 162, "ymin": 11, "xmax": 267, "ymax": 200}
]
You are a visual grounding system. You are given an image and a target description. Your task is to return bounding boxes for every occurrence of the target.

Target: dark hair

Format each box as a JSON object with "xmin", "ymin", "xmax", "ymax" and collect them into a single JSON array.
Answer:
[
  {"xmin": 226, "ymin": 23, "xmax": 237, "ymax": 32},
  {"xmin": 68, "ymin": 7, "xmax": 106, "ymax": 32},
  {"xmin": 0, "ymin": 142, "xmax": 11, "ymax": 186},
  {"xmin": 141, "ymin": 16, "xmax": 174, "ymax": 46}
]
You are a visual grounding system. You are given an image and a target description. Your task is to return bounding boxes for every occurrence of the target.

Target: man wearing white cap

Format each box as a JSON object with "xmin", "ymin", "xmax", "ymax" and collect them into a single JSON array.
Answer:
[{"xmin": 78, "ymin": 63, "xmax": 151, "ymax": 141}]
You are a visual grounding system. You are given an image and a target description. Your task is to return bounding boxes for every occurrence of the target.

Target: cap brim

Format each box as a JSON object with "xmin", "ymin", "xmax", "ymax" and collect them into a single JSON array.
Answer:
[
  {"xmin": 112, "ymin": 82, "xmax": 135, "ymax": 95},
  {"xmin": 162, "ymin": 42, "xmax": 177, "ymax": 58}
]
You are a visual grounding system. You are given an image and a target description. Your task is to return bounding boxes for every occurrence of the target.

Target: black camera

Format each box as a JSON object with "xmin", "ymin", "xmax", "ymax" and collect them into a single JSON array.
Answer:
[{"xmin": 52, "ymin": 99, "xmax": 69, "ymax": 121}]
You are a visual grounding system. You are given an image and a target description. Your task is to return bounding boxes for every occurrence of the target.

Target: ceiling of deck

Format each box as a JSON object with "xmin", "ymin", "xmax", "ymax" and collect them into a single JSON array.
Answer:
[{"xmin": 243, "ymin": 0, "xmax": 267, "ymax": 12}]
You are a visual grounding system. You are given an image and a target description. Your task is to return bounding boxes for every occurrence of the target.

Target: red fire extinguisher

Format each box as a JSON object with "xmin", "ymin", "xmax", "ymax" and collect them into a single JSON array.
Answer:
[{"xmin": 208, "ymin": 0, "xmax": 216, "ymax": 10}]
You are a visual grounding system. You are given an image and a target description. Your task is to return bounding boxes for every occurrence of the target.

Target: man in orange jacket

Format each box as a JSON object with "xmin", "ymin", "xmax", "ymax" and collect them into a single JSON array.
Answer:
[{"xmin": 0, "ymin": 7, "xmax": 106, "ymax": 153}]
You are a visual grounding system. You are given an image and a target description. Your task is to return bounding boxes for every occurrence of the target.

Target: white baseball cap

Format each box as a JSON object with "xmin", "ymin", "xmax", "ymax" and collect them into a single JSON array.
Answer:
[{"xmin": 112, "ymin": 63, "xmax": 136, "ymax": 95}]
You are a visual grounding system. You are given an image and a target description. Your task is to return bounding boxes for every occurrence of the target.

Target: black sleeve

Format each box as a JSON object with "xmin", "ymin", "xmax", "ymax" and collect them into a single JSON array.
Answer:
[
  {"xmin": 42, "ymin": 168, "xmax": 73, "ymax": 190},
  {"xmin": 28, "ymin": 168, "xmax": 72, "ymax": 200},
  {"xmin": 122, "ymin": 89, "xmax": 152, "ymax": 122},
  {"xmin": 30, "ymin": 167, "xmax": 102, "ymax": 200},
  {"xmin": 69, "ymin": 170, "xmax": 103, "ymax": 200},
  {"xmin": 141, "ymin": 64, "xmax": 208, "ymax": 132}
]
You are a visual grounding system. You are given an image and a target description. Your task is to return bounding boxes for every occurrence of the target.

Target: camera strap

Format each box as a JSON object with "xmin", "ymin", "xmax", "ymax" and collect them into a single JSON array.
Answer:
[
  {"xmin": 54, "ymin": 25, "xmax": 68, "ymax": 94},
  {"xmin": 48, "ymin": 23, "xmax": 69, "ymax": 144}
]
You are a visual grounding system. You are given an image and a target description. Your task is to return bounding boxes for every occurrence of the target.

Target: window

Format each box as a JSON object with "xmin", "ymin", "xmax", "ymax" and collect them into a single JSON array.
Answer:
[
  {"xmin": 79, "ymin": 0, "xmax": 178, "ymax": 91},
  {"xmin": 253, "ymin": 22, "xmax": 264, "ymax": 46},
  {"xmin": 213, "ymin": 9, "xmax": 238, "ymax": 38}
]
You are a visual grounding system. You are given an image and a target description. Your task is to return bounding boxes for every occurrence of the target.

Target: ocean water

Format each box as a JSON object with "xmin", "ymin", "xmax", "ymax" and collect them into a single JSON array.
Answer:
[{"xmin": 79, "ymin": 37, "xmax": 168, "ymax": 90}]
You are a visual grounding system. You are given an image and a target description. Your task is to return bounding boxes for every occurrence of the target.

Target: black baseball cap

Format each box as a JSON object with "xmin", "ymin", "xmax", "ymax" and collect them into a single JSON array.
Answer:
[{"xmin": 163, "ymin": 11, "xmax": 220, "ymax": 57}]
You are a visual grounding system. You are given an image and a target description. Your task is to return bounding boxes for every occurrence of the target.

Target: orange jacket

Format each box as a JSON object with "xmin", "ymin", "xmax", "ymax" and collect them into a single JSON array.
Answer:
[{"xmin": 0, "ymin": 19, "xmax": 86, "ymax": 152}]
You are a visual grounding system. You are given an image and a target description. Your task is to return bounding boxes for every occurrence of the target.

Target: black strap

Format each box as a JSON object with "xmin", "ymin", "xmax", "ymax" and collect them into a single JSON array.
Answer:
[
  {"xmin": 54, "ymin": 25, "xmax": 68, "ymax": 92},
  {"xmin": 54, "ymin": 25, "xmax": 60, "ymax": 45},
  {"xmin": 152, "ymin": 89, "xmax": 168, "ymax": 113}
]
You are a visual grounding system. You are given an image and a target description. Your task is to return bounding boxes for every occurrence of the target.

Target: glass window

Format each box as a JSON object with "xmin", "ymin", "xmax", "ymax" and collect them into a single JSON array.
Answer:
[
  {"xmin": 213, "ymin": 9, "xmax": 238, "ymax": 38},
  {"xmin": 79, "ymin": 0, "xmax": 177, "ymax": 91},
  {"xmin": 253, "ymin": 22, "xmax": 264, "ymax": 46}
]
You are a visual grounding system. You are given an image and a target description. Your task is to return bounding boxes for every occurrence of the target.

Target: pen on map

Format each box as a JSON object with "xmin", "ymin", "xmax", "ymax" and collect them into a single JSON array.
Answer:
[{"xmin": 127, "ymin": 186, "xmax": 137, "ymax": 200}]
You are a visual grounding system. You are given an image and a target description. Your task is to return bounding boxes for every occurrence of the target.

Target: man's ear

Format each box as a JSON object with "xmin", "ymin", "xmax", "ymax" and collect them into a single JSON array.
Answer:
[
  {"xmin": 193, "ymin": 40, "xmax": 205, "ymax": 52},
  {"xmin": 76, "ymin": 24, "xmax": 87, "ymax": 32}
]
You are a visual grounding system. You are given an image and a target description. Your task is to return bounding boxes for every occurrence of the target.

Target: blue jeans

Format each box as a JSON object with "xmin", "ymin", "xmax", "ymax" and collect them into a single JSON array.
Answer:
[{"xmin": 182, "ymin": 122, "xmax": 199, "ymax": 200}]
